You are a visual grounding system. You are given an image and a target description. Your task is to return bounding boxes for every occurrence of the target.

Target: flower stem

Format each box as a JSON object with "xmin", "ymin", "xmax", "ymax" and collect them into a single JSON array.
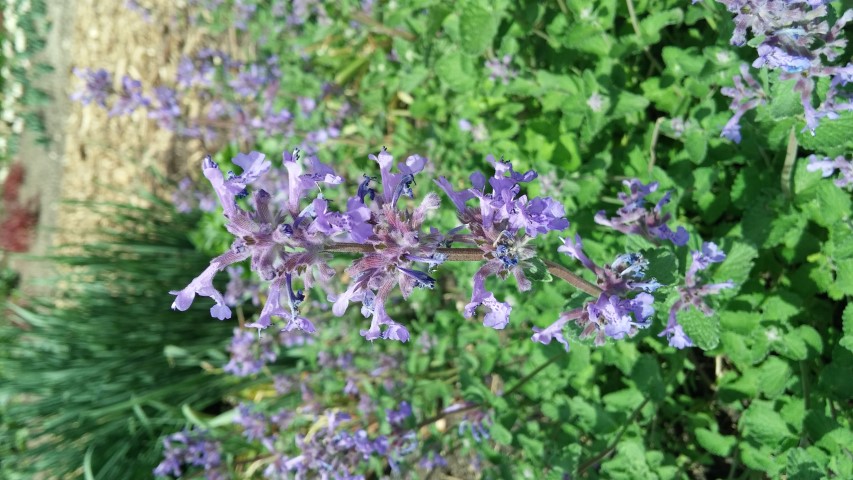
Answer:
[{"xmin": 324, "ymin": 242, "xmax": 602, "ymax": 296}]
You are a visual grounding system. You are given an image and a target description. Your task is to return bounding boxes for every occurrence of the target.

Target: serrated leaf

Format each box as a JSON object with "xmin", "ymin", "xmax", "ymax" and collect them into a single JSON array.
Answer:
[
  {"xmin": 638, "ymin": 9, "xmax": 684, "ymax": 45},
  {"xmin": 684, "ymin": 129, "xmax": 708, "ymax": 164},
  {"xmin": 767, "ymin": 76, "xmax": 802, "ymax": 119},
  {"xmin": 714, "ymin": 242, "xmax": 757, "ymax": 286},
  {"xmin": 797, "ymin": 111, "xmax": 853, "ymax": 156},
  {"xmin": 695, "ymin": 428, "xmax": 736, "ymax": 456},
  {"xmin": 642, "ymin": 248, "xmax": 677, "ymax": 286},
  {"xmin": 490, "ymin": 422, "xmax": 513, "ymax": 445},
  {"xmin": 760, "ymin": 291, "xmax": 801, "ymax": 322},
  {"xmin": 678, "ymin": 307, "xmax": 720, "ymax": 350},
  {"xmin": 835, "ymin": 259, "xmax": 853, "ymax": 296},
  {"xmin": 631, "ymin": 355, "xmax": 665, "ymax": 402},
  {"xmin": 662, "ymin": 46, "xmax": 706, "ymax": 78},
  {"xmin": 611, "ymin": 91, "xmax": 650, "ymax": 118},
  {"xmin": 840, "ymin": 304, "xmax": 853, "ymax": 354},
  {"xmin": 786, "ymin": 447, "xmax": 826, "ymax": 480},
  {"xmin": 459, "ymin": 2, "xmax": 497, "ymax": 56},
  {"xmin": 523, "ymin": 257, "xmax": 553, "ymax": 282},
  {"xmin": 740, "ymin": 402, "xmax": 795, "ymax": 446},
  {"xmin": 758, "ymin": 356, "xmax": 791, "ymax": 398},
  {"xmin": 779, "ymin": 329, "xmax": 809, "ymax": 361},
  {"xmin": 435, "ymin": 50, "xmax": 476, "ymax": 92}
]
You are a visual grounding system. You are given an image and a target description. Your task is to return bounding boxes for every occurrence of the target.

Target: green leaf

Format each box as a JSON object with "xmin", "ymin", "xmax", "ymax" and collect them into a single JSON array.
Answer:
[
  {"xmin": 695, "ymin": 428, "xmax": 736, "ymax": 456},
  {"xmin": 490, "ymin": 422, "xmax": 513, "ymax": 445},
  {"xmin": 642, "ymin": 248, "xmax": 677, "ymax": 286},
  {"xmin": 767, "ymin": 76, "xmax": 802, "ymax": 120},
  {"xmin": 611, "ymin": 91, "xmax": 650, "ymax": 118},
  {"xmin": 523, "ymin": 257, "xmax": 553, "ymax": 282},
  {"xmin": 714, "ymin": 242, "xmax": 758, "ymax": 287},
  {"xmin": 758, "ymin": 356, "xmax": 791, "ymax": 399},
  {"xmin": 739, "ymin": 402, "xmax": 795, "ymax": 446},
  {"xmin": 435, "ymin": 50, "xmax": 476, "ymax": 92},
  {"xmin": 638, "ymin": 9, "xmax": 684, "ymax": 45},
  {"xmin": 799, "ymin": 181, "xmax": 853, "ymax": 227},
  {"xmin": 683, "ymin": 129, "xmax": 708, "ymax": 164},
  {"xmin": 678, "ymin": 307, "xmax": 720, "ymax": 350},
  {"xmin": 786, "ymin": 448, "xmax": 826, "ymax": 480},
  {"xmin": 662, "ymin": 47, "xmax": 706, "ymax": 78},
  {"xmin": 840, "ymin": 304, "xmax": 853, "ymax": 354},
  {"xmin": 459, "ymin": 2, "xmax": 497, "ymax": 56},
  {"xmin": 631, "ymin": 355, "xmax": 665, "ymax": 402},
  {"xmin": 760, "ymin": 291, "xmax": 801, "ymax": 322},
  {"xmin": 834, "ymin": 259, "xmax": 853, "ymax": 297},
  {"xmin": 797, "ymin": 111, "xmax": 853, "ymax": 156}
]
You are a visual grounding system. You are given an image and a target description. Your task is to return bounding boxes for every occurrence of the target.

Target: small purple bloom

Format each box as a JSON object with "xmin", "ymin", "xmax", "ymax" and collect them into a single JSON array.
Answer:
[
  {"xmin": 807, "ymin": 154, "xmax": 853, "ymax": 189},
  {"xmin": 71, "ymin": 68, "xmax": 112, "ymax": 107}
]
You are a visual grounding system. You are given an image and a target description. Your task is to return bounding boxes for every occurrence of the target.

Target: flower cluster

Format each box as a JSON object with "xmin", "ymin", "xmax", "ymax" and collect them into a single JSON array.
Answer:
[
  {"xmin": 660, "ymin": 242, "xmax": 734, "ymax": 349},
  {"xmin": 154, "ymin": 428, "xmax": 226, "ymax": 479},
  {"xmin": 223, "ymin": 326, "xmax": 314, "ymax": 377},
  {"xmin": 595, "ymin": 179, "xmax": 689, "ymax": 246},
  {"xmin": 533, "ymin": 235, "xmax": 659, "ymax": 350},
  {"xmin": 435, "ymin": 155, "xmax": 570, "ymax": 330},
  {"xmin": 807, "ymin": 154, "xmax": 853, "ymax": 189},
  {"xmin": 720, "ymin": 64, "xmax": 767, "ymax": 143},
  {"xmin": 716, "ymin": 0, "xmax": 853, "ymax": 136},
  {"xmin": 253, "ymin": 407, "xmax": 415, "ymax": 479},
  {"xmin": 72, "ymin": 46, "xmax": 351, "ymax": 151},
  {"xmin": 485, "ymin": 54, "xmax": 518, "ymax": 85}
]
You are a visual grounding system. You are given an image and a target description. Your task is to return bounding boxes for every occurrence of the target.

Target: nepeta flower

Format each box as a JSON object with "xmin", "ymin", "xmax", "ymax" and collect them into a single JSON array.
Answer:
[
  {"xmin": 147, "ymin": 86, "xmax": 181, "ymax": 131},
  {"xmin": 660, "ymin": 242, "xmax": 734, "ymax": 349},
  {"xmin": 720, "ymin": 64, "xmax": 766, "ymax": 143},
  {"xmin": 331, "ymin": 148, "xmax": 441, "ymax": 342},
  {"xmin": 717, "ymin": 1, "xmax": 853, "ymax": 134},
  {"xmin": 71, "ymin": 68, "xmax": 112, "ymax": 107},
  {"xmin": 224, "ymin": 328, "xmax": 277, "ymax": 376},
  {"xmin": 109, "ymin": 75, "xmax": 149, "ymax": 116},
  {"xmin": 534, "ymin": 236, "xmax": 659, "ymax": 350},
  {"xmin": 485, "ymin": 55, "xmax": 517, "ymax": 85},
  {"xmin": 154, "ymin": 428, "xmax": 225, "ymax": 479},
  {"xmin": 594, "ymin": 179, "xmax": 689, "ymax": 246},
  {"xmin": 435, "ymin": 155, "xmax": 569, "ymax": 330},
  {"xmin": 807, "ymin": 154, "xmax": 853, "ymax": 189},
  {"xmin": 385, "ymin": 401, "xmax": 412, "ymax": 426}
]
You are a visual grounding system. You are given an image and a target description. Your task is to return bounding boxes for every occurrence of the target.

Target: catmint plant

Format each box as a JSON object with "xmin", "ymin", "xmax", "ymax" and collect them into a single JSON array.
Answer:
[
  {"xmin": 716, "ymin": 0, "xmax": 853, "ymax": 136},
  {"xmin": 171, "ymin": 147, "xmax": 729, "ymax": 356}
]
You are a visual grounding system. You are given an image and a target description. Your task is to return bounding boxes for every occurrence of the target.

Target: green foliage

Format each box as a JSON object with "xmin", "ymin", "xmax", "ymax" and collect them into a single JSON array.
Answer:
[
  {"xmin": 45, "ymin": 0, "xmax": 853, "ymax": 478},
  {"xmin": 0, "ymin": 201, "xmax": 244, "ymax": 479}
]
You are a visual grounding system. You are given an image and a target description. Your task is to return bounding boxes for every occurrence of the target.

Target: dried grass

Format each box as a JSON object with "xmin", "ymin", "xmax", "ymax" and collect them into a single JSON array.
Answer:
[{"xmin": 57, "ymin": 0, "xmax": 217, "ymax": 245}]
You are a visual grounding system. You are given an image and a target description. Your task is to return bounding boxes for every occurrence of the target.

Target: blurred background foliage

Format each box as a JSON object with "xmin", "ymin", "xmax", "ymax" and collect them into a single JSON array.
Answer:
[{"xmin": 2, "ymin": 0, "xmax": 852, "ymax": 478}]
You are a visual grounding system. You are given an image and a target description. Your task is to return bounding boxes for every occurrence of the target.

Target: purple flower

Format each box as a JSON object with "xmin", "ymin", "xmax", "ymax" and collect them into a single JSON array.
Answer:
[
  {"xmin": 71, "ymin": 68, "xmax": 112, "ymax": 107},
  {"xmin": 807, "ymin": 154, "xmax": 853, "ymax": 189},
  {"xmin": 109, "ymin": 75, "xmax": 149, "ymax": 116},
  {"xmin": 385, "ymin": 401, "xmax": 412, "ymax": 426},
  {"xmin": 594, "ymin": 179, "xmax": 689, "ymax": 246},
  {"xmin": 720, "ymin": 64, "xmax": 767, "ymax": 143},
  {"xmin": 147, "ymin": 87, "xmax": 181, "ymax": 131},
  {"xmin": 660, "ymin": 242, "xmax": 734, "ymax": 349},
  {"xmin": 154, "ymin": 428, "xmax": 224, "ymax": 479},
  {"xmin": 223, "ymin": 328, "xmax": 277, "ymax": 376},
  {"xmin": 330, "ymin": 149, "xmax": 442, "ymax": 342},
  {"xmin": 537, "ymin": 236, "xmax": 660, "ymax": 348},
  {"xmin": 485, "ymin": 54, "xmax": 517, "ymax": 84},
  {"xmin": 716, "ymin": 1, "xmax": 853, "ymax": 134},
  {"xmin": 235, "ymin": 403, "xmax": 269, "ymax": 441}
]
